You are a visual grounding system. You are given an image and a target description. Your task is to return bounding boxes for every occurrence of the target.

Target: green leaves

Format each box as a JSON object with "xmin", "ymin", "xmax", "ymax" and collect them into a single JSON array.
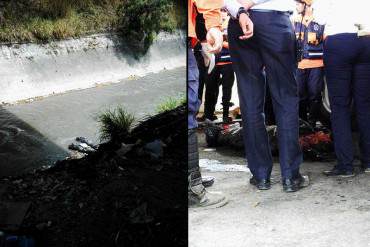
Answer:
[
  {"xmin": 98, "ymin": 106, "xmax": 136, "ymax": 142},
  {"xmin": 116, "ymin": 0, "xmax": 173, "ymax": 55}
]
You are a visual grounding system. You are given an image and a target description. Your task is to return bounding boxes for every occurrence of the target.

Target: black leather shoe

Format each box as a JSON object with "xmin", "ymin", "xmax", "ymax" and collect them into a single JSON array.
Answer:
[
  {"xmin": 283, "ymin": 174, "xmax": 310, "ymax": 192},
  {"xmin": 323, "ymin": 167, "xmax": 354, "ymax": 177},
  {"xmin": 294, "ymin": 174, "xmax": 310, "ymax": 188},
  {"xmin": 282, "ymin": 178, "xmax": 298, "ymax": 192},
  {"xmin": 250, "ymin": 176, "xmax": 271, "ymax": 190}
]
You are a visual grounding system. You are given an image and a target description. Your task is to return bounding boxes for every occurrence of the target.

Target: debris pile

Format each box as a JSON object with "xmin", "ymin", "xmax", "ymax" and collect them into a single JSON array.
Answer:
[
  {"xmin": 0, "ymin": 105, "xmax": 187, "ymax": 247},
  {"xmin": 204, "ymin": 119, "xmax": 334, "ymax": 161},
  {"xmin": 298, "ymin": 120, "xmax": 334, "ymax": 161}
]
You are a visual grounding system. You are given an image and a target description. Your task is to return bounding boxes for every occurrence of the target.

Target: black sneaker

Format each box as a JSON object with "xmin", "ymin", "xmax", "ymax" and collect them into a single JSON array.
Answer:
[
  {"xmin": 207, "ymin": 115, "xmax": 218, "ymax": 121},
  {"xmin": 249, "ymin": 176, "xmax": 271, "ymax": 190},
  {"xmin": 197, "ymin": 115, "xmax": 218, "ymax": 122},
  {"xmin": 323, "ymin": 167, "xmax": 354, "ymax": 178},
  {"xmin": 223, "ymin": 116, "xmax": 233, "ymax": 124},
  {"xmin": 197, "ymin": 115, "xmax": 207, "ymax": 122}
]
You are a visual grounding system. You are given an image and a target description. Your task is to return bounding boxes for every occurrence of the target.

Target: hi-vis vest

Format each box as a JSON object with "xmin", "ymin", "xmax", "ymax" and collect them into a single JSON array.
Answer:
[
  {"xmin": 216, "ymin": 47, "xmax": 231, "ymax": 64},
  {"xmin": 294, "ymin": 16, "xmax": 325, "ymax": 60}
]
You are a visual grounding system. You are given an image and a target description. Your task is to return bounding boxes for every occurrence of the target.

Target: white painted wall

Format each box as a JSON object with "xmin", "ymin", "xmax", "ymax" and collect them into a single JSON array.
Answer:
[{"xmin": 0, "ymin": 31, "xmax": 185, "ymax": 103}]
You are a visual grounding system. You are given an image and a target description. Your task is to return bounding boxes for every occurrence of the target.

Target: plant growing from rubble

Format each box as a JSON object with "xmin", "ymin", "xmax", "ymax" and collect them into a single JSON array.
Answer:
[{"xmin": 98, "ymin": 106, "xmax": 135, "ymax": 142}]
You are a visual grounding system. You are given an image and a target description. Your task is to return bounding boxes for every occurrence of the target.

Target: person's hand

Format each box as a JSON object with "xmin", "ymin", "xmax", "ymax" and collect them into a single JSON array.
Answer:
[
  {"xmin": 239, "ymin": 0, "xmax": 255, "ymax": 10},
  {"xmin": 206, "ymin": 27, "xmax": 223, "ymax": 54},
  {"xmin": 239, "ymin": 13, "xmax": 253, "ymax": 40}
]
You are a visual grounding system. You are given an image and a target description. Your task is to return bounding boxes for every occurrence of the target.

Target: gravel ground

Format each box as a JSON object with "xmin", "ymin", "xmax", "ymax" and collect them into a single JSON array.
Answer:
[{"xmin": 189, "ymin": 131, "xmax": 370, "ymax": 247}]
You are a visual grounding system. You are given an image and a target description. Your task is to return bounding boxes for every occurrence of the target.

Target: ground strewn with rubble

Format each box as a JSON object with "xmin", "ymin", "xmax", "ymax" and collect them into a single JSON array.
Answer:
[
  {"xmin": 0, "ymin": 105, "xmax": 187, "ymax": 247},
  {"xmin": 189, "ymin": 131, "xmax": 370, "ymax": 247}
]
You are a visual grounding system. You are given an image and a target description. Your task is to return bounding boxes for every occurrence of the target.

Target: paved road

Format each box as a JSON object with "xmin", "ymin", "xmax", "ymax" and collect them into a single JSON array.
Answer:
[
  {"xmin": 0, "ymin": 67, "xmax": 185, "ymax": 176},
  {"xmin": 189, "ymin": 131, "xmax": 370, "ymax": 247}
]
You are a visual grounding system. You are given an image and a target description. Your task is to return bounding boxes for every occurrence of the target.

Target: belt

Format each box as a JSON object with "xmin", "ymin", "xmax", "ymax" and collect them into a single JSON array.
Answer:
[{"xmin": 250, "ymin": 9, "xmax": 293, "ymax": 16}]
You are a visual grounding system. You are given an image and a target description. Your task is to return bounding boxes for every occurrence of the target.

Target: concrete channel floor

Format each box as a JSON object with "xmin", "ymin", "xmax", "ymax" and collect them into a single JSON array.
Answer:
[
  {"xmin": 0, "ymin": 67, "xmax": 185, "ymax": 176},
  {"xmin": 189, "ymin": 131, "xmax": 370, "ymax": 247}
]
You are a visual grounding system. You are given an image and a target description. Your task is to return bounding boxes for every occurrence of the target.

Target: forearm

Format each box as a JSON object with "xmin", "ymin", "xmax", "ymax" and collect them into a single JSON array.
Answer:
[{"xmin": 224, "ymin": 0, "xmax": 273, "ymax": 19}]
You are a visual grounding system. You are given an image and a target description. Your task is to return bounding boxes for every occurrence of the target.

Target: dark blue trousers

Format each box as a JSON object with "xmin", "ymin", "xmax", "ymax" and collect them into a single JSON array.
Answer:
[
  {"xmin": 204, "ymin": 64, "xmax": 235, "ymax": 119},
  {"xmin": 188, "ymin": 47, "xmax": 200, "ymax": 129},
  {"xmin": 228, "ymin": 11, "xmax": 302, "ymax": 180},
  {"xmin": 297, "ymin": 67, "xmax": 324, "ymax": 122},
  {"xmin": 324, "ymin": 33, "xmax": 370, "ymax": 171}
]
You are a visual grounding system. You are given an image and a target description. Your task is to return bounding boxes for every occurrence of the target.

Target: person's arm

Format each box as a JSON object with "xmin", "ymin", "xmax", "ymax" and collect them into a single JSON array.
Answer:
[
  {"xmin": 195, "ymin": 0, "xmax": 223, "ymax": 31},
  {"xmin": 238, "ymin": 0, "xmax": 273, "ymax": 10},
  {"xmin": 224, "ymin": 0, "xmax": 243, "ymax": 18},
  {"xmin": 224, "ymin": 0, "xmax": 254, "ymax": 40},
  {"xmin": 196, "ymin": 0, "xmax": 224, "ymax": 53}
]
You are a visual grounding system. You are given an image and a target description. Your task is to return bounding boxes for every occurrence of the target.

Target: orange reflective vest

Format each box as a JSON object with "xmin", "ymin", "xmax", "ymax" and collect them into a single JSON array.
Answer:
[{"xmin": 188, "ymin": 0, "xmax": 223, "ymax": 39}]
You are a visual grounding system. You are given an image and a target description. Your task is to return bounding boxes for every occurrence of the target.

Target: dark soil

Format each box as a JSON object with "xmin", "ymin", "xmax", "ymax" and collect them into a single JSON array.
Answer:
[{"xmin": 0, "ymin": 105, "xmax": 187, "ymax": 247}]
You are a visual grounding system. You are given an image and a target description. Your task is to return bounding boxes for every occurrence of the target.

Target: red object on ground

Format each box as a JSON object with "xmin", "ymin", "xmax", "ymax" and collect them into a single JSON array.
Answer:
[{"xmin": 299, "ymin": 131, "xmax": 331, "ymax": 150}]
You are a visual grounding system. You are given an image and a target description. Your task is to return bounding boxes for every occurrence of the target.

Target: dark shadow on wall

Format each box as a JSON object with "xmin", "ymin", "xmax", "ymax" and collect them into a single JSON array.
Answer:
[
  {"xmin": 110, "ymin": 30, "xmax": 186, "ymax": 69},
  {"xmin": 0, "ymin": 107, "xmax": 68, "ymax": 177}
]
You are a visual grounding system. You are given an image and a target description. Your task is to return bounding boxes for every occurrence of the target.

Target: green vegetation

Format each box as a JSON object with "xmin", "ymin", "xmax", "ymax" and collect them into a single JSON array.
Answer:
[
  {"xmin": 98, "ymin": 106, "xmax": 135, "ymax": 142},
  {"xmin": 98, "ymin": 95, "xmax": 185, "ymax": 141},
  {"xmin": 0, "ymin": 0, "xmax": 184, "ymax": 46},
  {"xmin": 117, "ymin": 0, "xmax": 173, "ymax": 55},
  {"xmin": 156, "ymin": 94, "xmax": 186, "ymax": 113}
]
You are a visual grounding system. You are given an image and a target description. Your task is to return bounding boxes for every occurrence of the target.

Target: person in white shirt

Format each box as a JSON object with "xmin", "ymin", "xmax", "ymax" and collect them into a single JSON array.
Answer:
[
  {"xmin": 224, "ymin": 0, "xmax": 309, "ymax": 192},
  {"xmin": 313, "ymin": 0, "xmax": 370, "ymax": 177}
]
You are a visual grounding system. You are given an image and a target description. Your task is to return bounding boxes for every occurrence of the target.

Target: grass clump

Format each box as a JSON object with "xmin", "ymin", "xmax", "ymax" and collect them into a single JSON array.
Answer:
[
  {"xmin": 156, "ymin": 95, "xmax": 186, "ymax": 113},
  {"xmin": 98, "ymin": 106, "xmax": 135, "ymax": 142}
]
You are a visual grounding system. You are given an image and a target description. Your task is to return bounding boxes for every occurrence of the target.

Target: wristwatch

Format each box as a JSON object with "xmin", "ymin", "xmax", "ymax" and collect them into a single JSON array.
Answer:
[{"xmin": 236, "ymin": 7, "xmax": 249, "ymax": 19}]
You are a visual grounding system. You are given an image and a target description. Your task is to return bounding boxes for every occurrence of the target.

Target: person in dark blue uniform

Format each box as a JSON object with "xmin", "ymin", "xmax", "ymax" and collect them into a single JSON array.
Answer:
[
  {"xmin": 225, "ymin": 0, "xmax": 309, "ymax": 192},
  {"xmin": 293, "ymin": 0, "xmax": 325, "ymax": 127},
  {"xmin": 313, "ymin": 0, "xmax": 370, "ymax": 177}
]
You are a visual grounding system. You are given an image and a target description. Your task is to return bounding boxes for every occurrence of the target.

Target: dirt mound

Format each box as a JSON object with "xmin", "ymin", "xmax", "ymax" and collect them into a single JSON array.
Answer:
[{"xmin": 0, "ymin": 105, "xmax": 187, "ymax": 247}]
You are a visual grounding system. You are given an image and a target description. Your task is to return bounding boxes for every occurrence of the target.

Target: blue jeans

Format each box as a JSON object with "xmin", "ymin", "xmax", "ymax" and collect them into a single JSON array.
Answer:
[
  {"xmin": 324, "ymin": 33, "xmax": 370, "ymax": 170},
  {"xmin": 228, "ymin": 12, "xmax": 302, "ymax": 180},
  {"xmin": 188, "ymin": 48, "xmax": 201, "ymax": 129}
]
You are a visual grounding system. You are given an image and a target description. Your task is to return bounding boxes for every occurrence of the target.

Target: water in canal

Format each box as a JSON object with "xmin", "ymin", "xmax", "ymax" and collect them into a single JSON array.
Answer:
[{"xmin": 0, "ymin": 67, "xmax": 185, "ymax": 176}]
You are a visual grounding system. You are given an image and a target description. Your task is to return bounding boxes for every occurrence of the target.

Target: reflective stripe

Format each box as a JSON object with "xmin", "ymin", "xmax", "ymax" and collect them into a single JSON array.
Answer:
[{"xmin": 308, "ymin": 52, "xmax": 323, "ymax": 56}]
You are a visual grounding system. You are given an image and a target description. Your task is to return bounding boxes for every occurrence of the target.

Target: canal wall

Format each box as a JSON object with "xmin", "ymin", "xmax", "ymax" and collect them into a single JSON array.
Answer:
[{"xmin": 0, "ymin": 31, "xmax": 185, "ymax": 103}]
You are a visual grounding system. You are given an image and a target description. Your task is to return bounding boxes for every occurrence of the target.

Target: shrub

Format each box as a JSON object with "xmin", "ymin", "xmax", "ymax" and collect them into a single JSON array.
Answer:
[
  {"xmin": 98, "ymin": 106, "xmax": 135, "ymax": 142},
  {"xmin": 116, "ymin": 0, "xmax": 173, "ymax": 55}
]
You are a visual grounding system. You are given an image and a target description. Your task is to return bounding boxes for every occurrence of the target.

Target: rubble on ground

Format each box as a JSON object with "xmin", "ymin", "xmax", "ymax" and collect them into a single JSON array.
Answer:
[
  {"xmin": 203, "ymin": 119, "xmax": 334, "ymax": 161},
  {"xmin": 0, "ymin": 105, "xmax": 187, "ymax": 247}
]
